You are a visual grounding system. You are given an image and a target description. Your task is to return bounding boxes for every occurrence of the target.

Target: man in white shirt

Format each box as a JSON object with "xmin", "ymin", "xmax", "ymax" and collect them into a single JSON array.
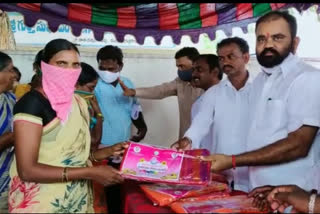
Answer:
[
  {"xmin": 171, "ymin": 37, "xmax": 252, "ymax": 192},
  {"xmin": 190, "ymin": 54, "xmax": 222, "ymax": 150},
  {"xmin": 202, "ymin": 10, "xmax": 320, "ymax": 196}
]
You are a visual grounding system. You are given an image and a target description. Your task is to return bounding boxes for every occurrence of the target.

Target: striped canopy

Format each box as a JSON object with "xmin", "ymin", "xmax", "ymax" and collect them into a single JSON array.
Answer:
[{"xmin": 0, "ymin": 3, "xmax": 319, "ymax": 45}]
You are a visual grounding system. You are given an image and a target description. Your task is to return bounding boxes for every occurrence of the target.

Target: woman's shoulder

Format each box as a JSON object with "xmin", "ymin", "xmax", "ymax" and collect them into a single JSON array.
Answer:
[{"xmin": 13, "ymin": 90, "xmax": 46, "ymax": 116}]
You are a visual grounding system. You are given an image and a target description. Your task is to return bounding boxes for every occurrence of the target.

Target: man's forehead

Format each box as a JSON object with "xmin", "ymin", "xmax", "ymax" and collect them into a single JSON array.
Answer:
[
  {"xmin": 256, "ymin": 18, "xmax": 290, "ymax": 35},
  {"xmin": 99, "ymin": 59, "xmax": 117, "ymax": 65},
  {"xmin": 218, "ymin": 43, "xmax": 241, "ymax": 55}
]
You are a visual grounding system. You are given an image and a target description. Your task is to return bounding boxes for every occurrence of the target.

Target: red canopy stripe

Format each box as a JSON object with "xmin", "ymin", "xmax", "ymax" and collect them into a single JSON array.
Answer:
[
  {"xmin": 68, "ymin": 4, "xmax": 92, "ymax": 24},
  {"xmin": 16, "ymin": 3, "xmax": 40, "ymax": 12},
  {"xmin": 200, "ymin": 3, "xmax": 218, "ymax": 27},
  {"xmin": 158, "ymin": 3, "xmax": 179, "ymax": 30},
  {"xmin": 236, "ymin": 3, "xmax": 253, "ymax": 21},
  {"xmin": 116, "ymin": 6, "xmax": 136, "ymax": 28}
]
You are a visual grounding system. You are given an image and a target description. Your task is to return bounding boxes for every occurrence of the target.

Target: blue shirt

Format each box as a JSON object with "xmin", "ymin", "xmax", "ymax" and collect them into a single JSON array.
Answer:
[{"xmin": 94, "ymin": 76, "xmax": 140, "ymax": 146}]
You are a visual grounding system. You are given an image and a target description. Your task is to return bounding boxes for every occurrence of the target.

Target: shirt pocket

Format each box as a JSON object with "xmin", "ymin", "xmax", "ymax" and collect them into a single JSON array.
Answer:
[{"xmin": 257, "ymin": 99, "xmax": 287, "ymax": 133}]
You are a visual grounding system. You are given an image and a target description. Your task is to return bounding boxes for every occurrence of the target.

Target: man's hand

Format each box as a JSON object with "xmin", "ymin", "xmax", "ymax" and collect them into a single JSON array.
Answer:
[
  {"xmin": 200, "ymin": 154, "xmax": 232, "ymax": 172},
  {"xmin": 170, "ymin": 137, "xmax": 192, "ymax": 151},
  {"xmin": 248, "ymin": 185, "xmax": 275, "ymax": 211},
  {"xmin": 119, "ymin": 79, "xmax": 136, "ymax": 97},
  {"xmin": 130, "ymin": 127, "xmax": 147, "ymax": 142},
  {"xmin": 267, "ymin": 185, "xmax": 310, "ymax": 213}
]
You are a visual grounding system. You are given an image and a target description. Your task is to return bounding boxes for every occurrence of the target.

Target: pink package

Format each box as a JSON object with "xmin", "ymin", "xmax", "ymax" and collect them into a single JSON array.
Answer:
[{"xmin": 120, "ymin": 142, "xmax": 211, "ymax": 185}]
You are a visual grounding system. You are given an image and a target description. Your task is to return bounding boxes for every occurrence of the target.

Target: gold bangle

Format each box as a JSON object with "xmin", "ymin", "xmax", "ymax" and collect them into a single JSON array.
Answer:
[
  {"xmin": 90, "ymin": 151, "xmax": 99, "ymax": 162},
  {"xmin": 97, "ymin": 113, "xmax": 104, "ymax": 118},
  {"xmin": 65, "ymin": 167, "xmax": 69, "ymax": 182},
  {"xmin": 62, "ymin": 167, "xmax": 67, "ymax": 182}
]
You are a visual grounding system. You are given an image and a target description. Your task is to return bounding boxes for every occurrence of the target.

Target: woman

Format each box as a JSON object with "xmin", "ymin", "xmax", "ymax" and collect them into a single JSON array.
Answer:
[
  {"xmin": 9, "ymin": 39, "xmax": 125, "ymax": 213},
  {"xmin": 75, "ymin": 62, "xmax": 103, "ymax": 150},
  {"xmin": 0, "ymin": 51, "xmax": 16, "ymax": 213}
]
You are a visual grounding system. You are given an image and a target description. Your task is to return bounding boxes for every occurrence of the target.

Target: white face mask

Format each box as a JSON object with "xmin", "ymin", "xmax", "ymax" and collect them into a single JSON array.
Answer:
[{"xmin": 97, "ymin": 70, "xmax": 120, "ymax": 83}]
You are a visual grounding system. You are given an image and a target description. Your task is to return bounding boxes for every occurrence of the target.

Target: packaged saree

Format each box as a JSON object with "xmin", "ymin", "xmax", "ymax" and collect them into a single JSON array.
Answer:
[
  {"xmin": 170, "ymin": 195, "xmax": 269, "ymax": 213},
  {"xmin": 120, "ymin": 142, "xmax": 211, "ymax": 185},
  {"xmin": 140, "ymin": 181, "xmax": 228, "ymax": 206}
]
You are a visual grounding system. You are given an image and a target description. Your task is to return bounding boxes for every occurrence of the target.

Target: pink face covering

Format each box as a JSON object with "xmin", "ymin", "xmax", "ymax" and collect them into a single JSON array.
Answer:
[{"xmin": 41, "ymin": 61, "xmax": 81, "ymax": 123}]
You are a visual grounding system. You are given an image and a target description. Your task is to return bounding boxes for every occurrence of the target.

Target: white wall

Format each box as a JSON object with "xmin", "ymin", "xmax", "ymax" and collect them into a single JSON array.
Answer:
[{"xmin": 4, "ymin": 48, "xmax": 320, "ymax": 147}]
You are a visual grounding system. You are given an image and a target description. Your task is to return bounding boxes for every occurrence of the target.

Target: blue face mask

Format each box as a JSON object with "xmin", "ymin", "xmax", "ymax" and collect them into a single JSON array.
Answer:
[{"xmin": 177, "ymin": 69, "xmax": 193, "ymax": 82}]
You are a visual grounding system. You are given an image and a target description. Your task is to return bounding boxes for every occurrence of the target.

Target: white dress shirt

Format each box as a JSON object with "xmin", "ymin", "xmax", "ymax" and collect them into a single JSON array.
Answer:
[
  {"xmin": 185, "ymin": 75, "xmax": 252, "ymax": 192},
  {"xmin": 246, "ymin": 53, "xmax": 320, "ymax": 191}
]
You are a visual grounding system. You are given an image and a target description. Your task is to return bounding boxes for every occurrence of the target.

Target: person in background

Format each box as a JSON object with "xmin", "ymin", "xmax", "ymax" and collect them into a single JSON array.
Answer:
[
  {"xmin": 172, "ymin": 37, "xmax": 252, "ymax": 192},
  {"xmin": 14, "ymin": 50, "xmax": 44, "ymax": 100},
  {"xmin": 75, "ymin": 62, "xmax": 128, "ymax": 214},
  {"xmin": 187, "ymin": 54, "xmax": 222, "ymax": 151},
  {"xmin": 9, "ymin": 39, "xmax": 125, "ymax": 213},
  {"xmin": 120, "ymin": 47, "xmax": 203, "ymax": 139},
  {"xmin": 94, "ymin": 45, "xmax": 148, "ymax": 213},
  {"xmin": 0, "ymin": 51, "xmax": 16, "ymax": 213}
]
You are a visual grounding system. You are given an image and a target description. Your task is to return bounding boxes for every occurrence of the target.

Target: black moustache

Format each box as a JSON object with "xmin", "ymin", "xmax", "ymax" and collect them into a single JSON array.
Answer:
[{"xmin": 261, "ymin": 48, "xmax": 279, "ymax": 56}]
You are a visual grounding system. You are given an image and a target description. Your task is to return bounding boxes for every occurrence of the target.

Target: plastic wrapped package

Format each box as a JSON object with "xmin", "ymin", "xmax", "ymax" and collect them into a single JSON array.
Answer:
[
  {"xmin": 170, "ymin": 195, "xmax": 269, "ymax": 213},
  {"xmin": 140, "ymin": 181, "xmax": 229, "ymax": 206},
  {"xmin": 120, "ymin": 142, "xmax": 211, "ymax": 185}
]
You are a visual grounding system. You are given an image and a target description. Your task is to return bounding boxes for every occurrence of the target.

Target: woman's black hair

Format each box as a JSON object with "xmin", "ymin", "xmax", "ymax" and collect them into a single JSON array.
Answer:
[
  {"xmin": 77, "ymin": 62, "xmax": 98, "ymax": 86},
  {"xmin": 42, "ymin": 39, "xmax": 79, "ymax": 63},
  {"xmin": 0, "ymin": 51, "xmax": 12, "ymax": 72}
]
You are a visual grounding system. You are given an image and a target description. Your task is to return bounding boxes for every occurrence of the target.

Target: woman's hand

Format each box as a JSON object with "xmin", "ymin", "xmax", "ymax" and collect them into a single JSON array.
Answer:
[
  {"xmin": 88, "ymin": 165, "xmax": 124, "ymax": 186},
  {"xmin": 110, "ymin": 141, "xmax": 129, "ymax": 156}
]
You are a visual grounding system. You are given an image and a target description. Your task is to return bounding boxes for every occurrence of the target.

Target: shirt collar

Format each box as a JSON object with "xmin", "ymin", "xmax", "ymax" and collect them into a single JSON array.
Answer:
[
  {"xmin": 261, "ymin": 53, "xmax": 299, "ymax": 79},
  {"xmin": 224, "ymin": 70, "xmax": 252, "ymax": 90}
]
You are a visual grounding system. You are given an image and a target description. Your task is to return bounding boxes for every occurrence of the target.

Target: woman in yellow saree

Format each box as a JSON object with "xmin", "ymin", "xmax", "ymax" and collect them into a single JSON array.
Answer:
[{"xmin": 8, "ymin": 39, "xmax": 125, "ymax": 213}]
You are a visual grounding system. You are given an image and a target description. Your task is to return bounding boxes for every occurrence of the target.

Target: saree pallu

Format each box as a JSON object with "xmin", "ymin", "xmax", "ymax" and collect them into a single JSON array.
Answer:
[
  {"xmin": 8, "ymin": 95, "xmax": 94, "ymax": 213},
  {"xmin": 0, "ymin": 92, "xmax": 15, "ymax": 213}
]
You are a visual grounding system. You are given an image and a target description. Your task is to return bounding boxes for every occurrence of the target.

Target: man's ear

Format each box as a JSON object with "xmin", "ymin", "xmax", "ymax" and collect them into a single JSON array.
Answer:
[
  {"xmin": 292, "ymin": 37, "xmax": 300, "ymax": 54},
  {"xmin": 243, "ymin": 52, "xmax": 250, "ymax": 64}
]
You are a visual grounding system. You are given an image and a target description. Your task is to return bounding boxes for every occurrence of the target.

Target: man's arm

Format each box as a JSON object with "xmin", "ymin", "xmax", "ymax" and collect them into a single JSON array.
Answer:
[
  {"xmin": 171, "ymin": 86, "xmax": 217, "ymax": 150},
  {"xmin": 237, "ymin": 125, "xmax": 317, "ymax": 166},
  {"xmin": 203, "ymin": 125, "xmax": 318, "ymax": 171},
  {"xmin": 119, "ymin": 79, "xmax": 178, "ymax": 99},
  {"xmin": 131, "ymin": 112, "xmax": 147, "ymax": 142}
]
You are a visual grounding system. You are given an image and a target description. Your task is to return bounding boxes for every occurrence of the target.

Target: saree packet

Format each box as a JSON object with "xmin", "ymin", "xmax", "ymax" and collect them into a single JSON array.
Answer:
[
  {"xmin": 170, "ymin": 194, "xmax": 269, "ymax": 213},
  {"xmin": 120, "ymin": 142, "xmax": 211, "ymax": 185},
  {"xmin": 140, "ymin": 181, "xmax": 229, "ymax": 206}
]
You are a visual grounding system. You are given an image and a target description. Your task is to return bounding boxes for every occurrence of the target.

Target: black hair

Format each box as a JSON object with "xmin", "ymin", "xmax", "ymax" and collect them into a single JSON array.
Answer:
[
  {"xmin": 0, "ymin": 51, "xmax": 12, "ymax": 72},
  {"xmin": 256, "ymin": 10, "xmax": 297, "ymax": 39},
  {"xmin": 77, "ymin": 62, "xmax": 98, "ymax": 86},
  {"xmin": 13, "ymin": 66, "xmax": 21, "ymax": 81},
  {"xmin": 195, "ymin": 54, "xmax": 223, "ymax": 80},
  {"xmin": 42, "ymin": 39, "xmax": 79, "ymax": 63},
  {"xmin": 96, "ymin": 45, "xmax": 123, "ymax": 66},
  {"xmin": 33, "ymin": 49, "xmax": 44, "ymax": 71},
  {"xmin": 175, "ymin": 47, "xmax": 199, "ymax": 61},
  {"xmin": 217, "ymin": 37, "xmax": 249, "ymax": 54}
]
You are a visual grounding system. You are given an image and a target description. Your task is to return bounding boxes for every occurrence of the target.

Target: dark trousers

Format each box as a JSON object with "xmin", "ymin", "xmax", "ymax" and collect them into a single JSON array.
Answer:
[{"xmin": 105, "ymin": 161, "xmax": 122, "ymax": 213}]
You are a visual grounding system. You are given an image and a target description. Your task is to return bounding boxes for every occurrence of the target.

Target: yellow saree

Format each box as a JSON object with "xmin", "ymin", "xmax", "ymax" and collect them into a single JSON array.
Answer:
[{"xmin": 8, "ymin": 95, "xmax": 94, "ymax": 213}]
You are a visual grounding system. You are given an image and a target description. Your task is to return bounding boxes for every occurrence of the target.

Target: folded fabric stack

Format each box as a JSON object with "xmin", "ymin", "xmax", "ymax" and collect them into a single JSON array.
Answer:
[
  {"xmin": 140, "ymin": 181, "xmax": 229, "ymax": 206},
  {"xmin": 170, "ymin": 195, "xmax": 269, "ymax": 213}
]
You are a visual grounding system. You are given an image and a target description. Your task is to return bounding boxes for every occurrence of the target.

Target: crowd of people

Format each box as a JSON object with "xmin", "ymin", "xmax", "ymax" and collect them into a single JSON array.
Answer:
[{"xmin": 0, "ymin": 9, "xmax": 319, "ymax": 213}]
